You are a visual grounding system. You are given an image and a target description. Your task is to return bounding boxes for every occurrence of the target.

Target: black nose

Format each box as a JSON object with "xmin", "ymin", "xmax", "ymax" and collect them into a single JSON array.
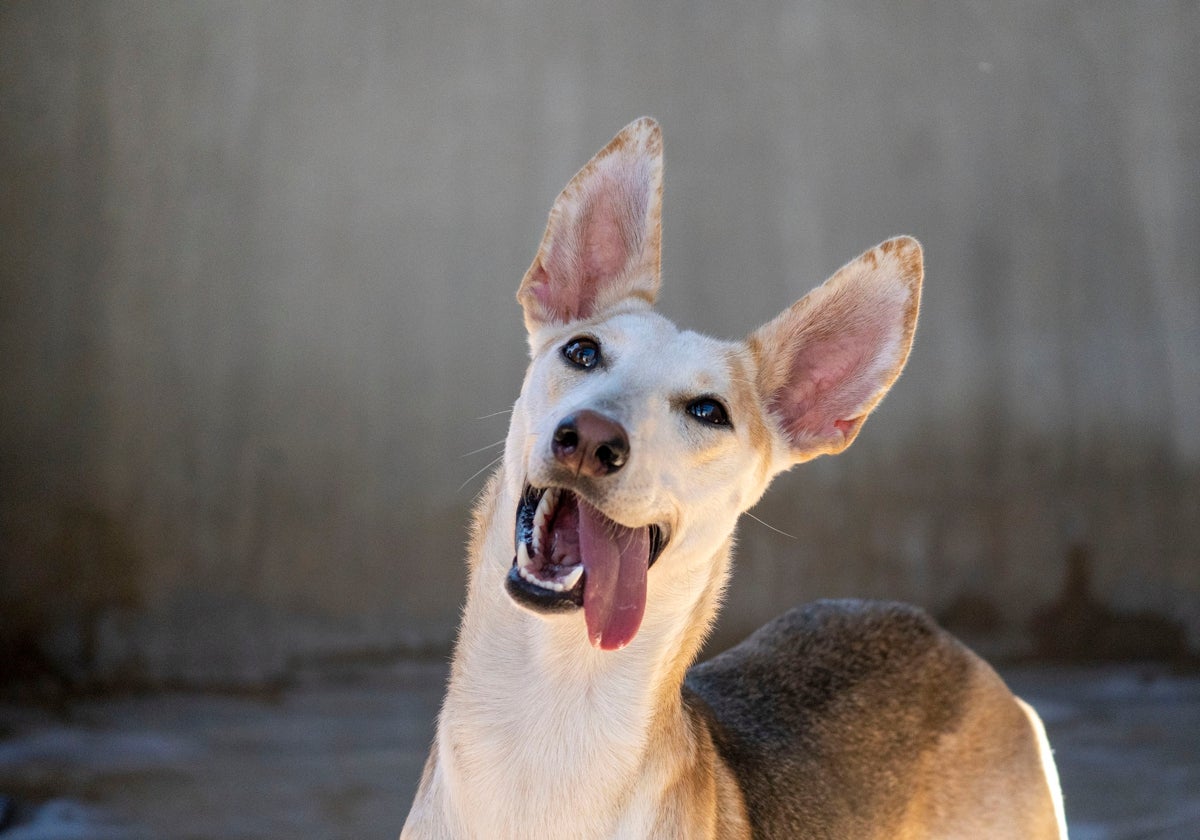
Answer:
[{"xmin": 551, "ymin": 410, "xmax": 629, "ymax": 477}]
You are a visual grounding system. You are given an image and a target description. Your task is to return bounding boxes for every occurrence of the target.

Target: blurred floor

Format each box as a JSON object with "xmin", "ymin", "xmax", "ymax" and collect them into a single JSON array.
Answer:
[{"xmin": 0, "ymin": 660, "xmax": 1197, "ymax": 839}]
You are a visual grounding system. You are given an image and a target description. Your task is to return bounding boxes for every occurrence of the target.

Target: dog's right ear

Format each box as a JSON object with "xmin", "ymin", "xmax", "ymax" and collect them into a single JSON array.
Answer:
[
  {"xmin": 517, "ymin": 117, "xmax": 663, "ymax": 334},
  {"xmin": 749, "ymin": 237, "xmax": 923, "ymax": 466}
]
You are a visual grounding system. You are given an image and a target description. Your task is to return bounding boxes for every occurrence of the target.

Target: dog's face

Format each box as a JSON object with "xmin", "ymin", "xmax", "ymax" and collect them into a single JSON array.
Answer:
[
  {"xmin": 505, "ymin": 308, "xmax": 768, "ymax": 649},
  {"xmin": 501, "ymin": 119, "xmax": 922, "ymax": 651}
]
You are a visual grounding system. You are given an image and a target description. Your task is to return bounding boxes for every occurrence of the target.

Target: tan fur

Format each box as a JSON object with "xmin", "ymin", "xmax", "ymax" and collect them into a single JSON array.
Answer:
[
  {"xmin": 724, "ymin": 348, "xmax": 775, "ymax": 487},
  {"xmin": 401, "ymin": 119, "xmax": 1065, "ymax": 839},
  {"xmin": 903, "ymin": 662, "xmax": 1065, "ymax": 838}
]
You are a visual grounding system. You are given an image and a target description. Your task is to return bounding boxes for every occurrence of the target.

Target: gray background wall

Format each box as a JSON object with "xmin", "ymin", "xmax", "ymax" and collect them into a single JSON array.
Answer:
[{"xmin": 2, "ymin": 0, "xmax": 1197, "ymax": 686}]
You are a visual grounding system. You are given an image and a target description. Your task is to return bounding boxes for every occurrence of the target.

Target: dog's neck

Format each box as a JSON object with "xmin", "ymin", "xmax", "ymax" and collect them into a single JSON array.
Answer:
[{"xmin": 427, "ymin": 471, "xmax": 737, "ymax": 838}]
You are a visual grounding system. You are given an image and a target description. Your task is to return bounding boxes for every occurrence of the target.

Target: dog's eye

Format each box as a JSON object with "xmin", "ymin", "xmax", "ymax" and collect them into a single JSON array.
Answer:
[
  {"xmin": 562, "ymin": 337, "xmax": 601, "ymax": 369},
  {"xmin": 686, "ymin": 397, "xmax": 731, "ymax": 427}
]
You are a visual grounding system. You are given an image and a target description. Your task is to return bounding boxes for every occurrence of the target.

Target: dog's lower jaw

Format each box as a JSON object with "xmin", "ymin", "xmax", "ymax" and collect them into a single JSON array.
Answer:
[{"xmin": 402, "ymin": 478, "xmax": 748, "ymax": 840}]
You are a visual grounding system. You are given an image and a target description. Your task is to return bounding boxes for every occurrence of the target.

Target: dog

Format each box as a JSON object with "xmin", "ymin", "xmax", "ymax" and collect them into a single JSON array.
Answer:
[{"xmin": 401, "ymin": 118, "xmax": 1067, "ymax": 839}]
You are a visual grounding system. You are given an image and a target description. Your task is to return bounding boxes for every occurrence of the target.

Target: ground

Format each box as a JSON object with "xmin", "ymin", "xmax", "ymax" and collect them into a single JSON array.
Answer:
[{"xmin": 0, "ymin": 661, "xmax": 1197, "ymax": 839}]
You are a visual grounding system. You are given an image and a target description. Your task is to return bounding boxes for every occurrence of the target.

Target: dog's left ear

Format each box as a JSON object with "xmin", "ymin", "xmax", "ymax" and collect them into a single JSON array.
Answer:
[
  {"xmin": 749, "ymin": 237, "xmax": 923, "ymax": 465},
  {"xmin": 518, "ymin": 117, "xmax": 663, "ymax": 334}
]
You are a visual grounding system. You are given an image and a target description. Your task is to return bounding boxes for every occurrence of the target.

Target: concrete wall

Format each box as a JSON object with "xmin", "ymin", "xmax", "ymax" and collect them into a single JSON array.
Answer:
[{"xmin": 2, "ymin": 0, "xmax": 1197, "ymax": 685}]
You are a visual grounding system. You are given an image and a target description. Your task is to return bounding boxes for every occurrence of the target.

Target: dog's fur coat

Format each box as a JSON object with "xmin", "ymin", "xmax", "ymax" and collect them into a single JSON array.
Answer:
[{"xmin": 402, "ymin": 118, "xmax": 1067, "ymax": 839}]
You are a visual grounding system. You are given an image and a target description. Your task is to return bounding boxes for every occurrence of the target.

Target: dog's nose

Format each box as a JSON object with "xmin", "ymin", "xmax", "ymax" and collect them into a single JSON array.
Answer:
[{"xmin": 551, "ymin": 410, "xmax": 630, "ymax": 477}]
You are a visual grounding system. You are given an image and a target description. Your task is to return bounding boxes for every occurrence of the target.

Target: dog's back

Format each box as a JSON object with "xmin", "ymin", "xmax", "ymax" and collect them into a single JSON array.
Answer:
[{"xmin": 685, "ymin": 600, "xmax": 1066, "ymax": 839}]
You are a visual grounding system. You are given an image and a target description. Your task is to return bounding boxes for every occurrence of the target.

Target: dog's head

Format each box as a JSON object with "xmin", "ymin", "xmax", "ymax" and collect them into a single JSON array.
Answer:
[{"xmin": 502, "ymin": 118, "xmax": 922, "ymax": 651}]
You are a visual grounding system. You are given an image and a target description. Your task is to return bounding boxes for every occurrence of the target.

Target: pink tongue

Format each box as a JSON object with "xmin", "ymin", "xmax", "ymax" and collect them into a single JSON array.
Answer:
[{"xmin": 578, "ymin": 501, "xmax": 649, "ymax": 651}]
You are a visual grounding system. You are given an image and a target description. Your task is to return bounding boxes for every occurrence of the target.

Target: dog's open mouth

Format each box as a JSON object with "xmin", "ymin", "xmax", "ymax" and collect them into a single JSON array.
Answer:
[{"xmin": 507, "ymin": 484, "xmax": 666, "ymax": 651}]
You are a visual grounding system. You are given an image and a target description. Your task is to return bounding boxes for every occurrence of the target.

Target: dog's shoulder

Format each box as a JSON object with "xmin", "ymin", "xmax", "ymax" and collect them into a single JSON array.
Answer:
[{"xmin": 683, "ymin": 599, "xmax": 978, "ymax": 838}]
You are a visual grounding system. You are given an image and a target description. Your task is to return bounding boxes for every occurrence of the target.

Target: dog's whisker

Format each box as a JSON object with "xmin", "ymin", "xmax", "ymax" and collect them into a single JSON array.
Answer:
[
  {"xmin": 458, "ymin": 453, "xmax": 505, "ymax": 492},
  {"xmin": 459, "ymin": 439, "xmax": 506, "ymax": 458},
  {"xmin": 474, "ymin": 408, "xmax": 514, "ymax": 420},
  {"xmin": 744, "ymin": 511, "xmax": 798, "ymax": 540}
]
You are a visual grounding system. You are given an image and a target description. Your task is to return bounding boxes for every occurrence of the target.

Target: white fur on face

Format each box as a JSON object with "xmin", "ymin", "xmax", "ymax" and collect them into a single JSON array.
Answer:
[{"xmin": 514, "ymin": 308, "xmax": 775, "ymax": 569}]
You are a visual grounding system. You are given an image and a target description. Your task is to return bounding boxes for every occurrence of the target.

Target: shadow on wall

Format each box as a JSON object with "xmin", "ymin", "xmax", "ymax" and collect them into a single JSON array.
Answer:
[
  {"xmin": 937, "ymin": 544, "xmax": 1193, "ymax": 665},
  {"xmin": 1027, "ymin": 545, "xmax": 1192, "ymax": 664}
]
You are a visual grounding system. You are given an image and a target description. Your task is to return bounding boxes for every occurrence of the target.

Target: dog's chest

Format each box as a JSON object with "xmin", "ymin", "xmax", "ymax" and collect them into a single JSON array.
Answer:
[{"xmin": 440, "ymin": 647, "xmax": 668, "ymax": 838}]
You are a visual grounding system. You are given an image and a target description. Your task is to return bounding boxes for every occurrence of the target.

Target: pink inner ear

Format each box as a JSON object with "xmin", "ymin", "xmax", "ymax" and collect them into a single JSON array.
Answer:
[
  {"xmin": 530, "ymin": 159, "xmax": 652, "ymax": 324},
  {"xmin": 583, "ymin": 173, "xmax": 645, "ymax": 281},
  {"xmin": 773, "ymin": 319, "xmax": 894, "ymax": 445},
  {"xmin": 528, "ymin": 261, "xmax": 595, "ymax": 325},
  {"xmin": 754, "ymin": 237, "xmax": 921, "ymax": 457}
]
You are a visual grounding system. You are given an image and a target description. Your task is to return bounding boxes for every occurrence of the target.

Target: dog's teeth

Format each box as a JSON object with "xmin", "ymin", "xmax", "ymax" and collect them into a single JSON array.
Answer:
[
  {"xmin": 561, "ymin": 565, "xmax": 583, "ymax": 590},
  {"xmin": 518, "ymin": 563, "xmax": 563, "ymax": 592},
  {"xmin": 532, "ymin": 496, "xmax": 545, "ymax": 555},
  {"xmin": 517, "ymin": 541, "xmax": 533, "ymax": 571},
  {"xmin": 532, "ymin": 488, "xmax": 557, "ymax": 557}
]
